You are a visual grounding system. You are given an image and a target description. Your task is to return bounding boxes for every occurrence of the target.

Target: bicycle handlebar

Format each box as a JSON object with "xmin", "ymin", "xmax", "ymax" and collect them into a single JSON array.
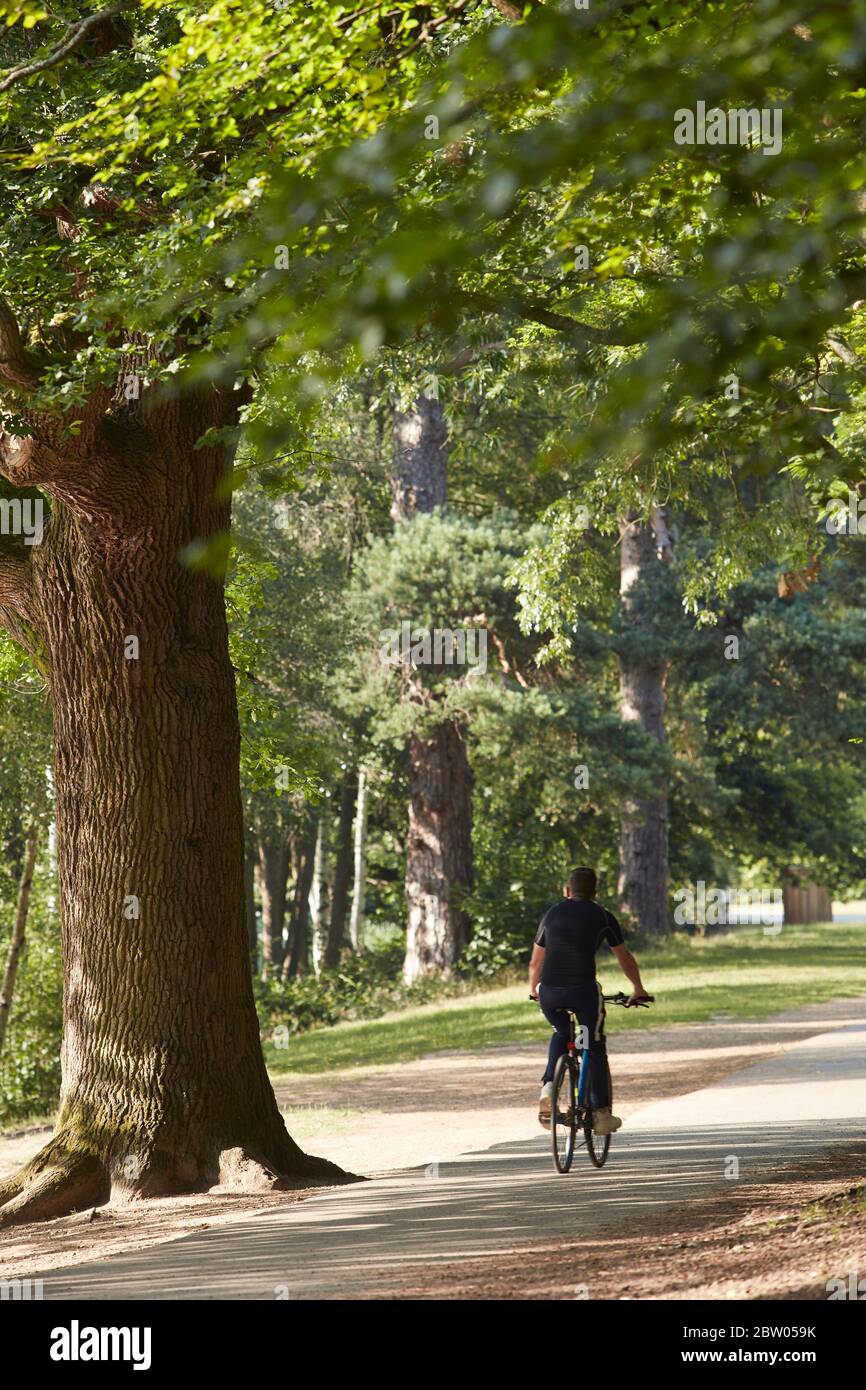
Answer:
[{"xmin": 528, "ymin": 992, "xmax": 654, "ymax": 1008}]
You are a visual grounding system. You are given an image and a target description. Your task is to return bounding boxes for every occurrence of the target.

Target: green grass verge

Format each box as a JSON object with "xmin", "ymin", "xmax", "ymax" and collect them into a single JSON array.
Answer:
[{"xmin": 265, "ymin": 921, "xmax": 866, "ymax": 1076}]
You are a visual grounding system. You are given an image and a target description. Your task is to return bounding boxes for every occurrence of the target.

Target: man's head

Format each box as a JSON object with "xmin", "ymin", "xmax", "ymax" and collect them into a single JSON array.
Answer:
[{"xmin": 565, "ymin": 866, "xmax": 597, "ymax": 900}]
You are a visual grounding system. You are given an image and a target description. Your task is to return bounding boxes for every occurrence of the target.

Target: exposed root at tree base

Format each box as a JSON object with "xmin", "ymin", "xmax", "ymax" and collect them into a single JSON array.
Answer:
[
  {"xmin": 0, "ymin": 1132, "xmax": 360, "ymax": 1228},
  {"xmin": 0, "ymin": 1149, "xmax": 108, "ymax": 1229},
  {"xmin": 215, "ymin": 1146, "xmax": 362, "ymax": 1194}
]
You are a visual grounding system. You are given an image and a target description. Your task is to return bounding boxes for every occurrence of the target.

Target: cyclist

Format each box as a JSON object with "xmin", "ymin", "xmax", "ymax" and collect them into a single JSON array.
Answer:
[{"xmin": 529, "ymin": 865, "xmax": 651, "ymax": 1135}]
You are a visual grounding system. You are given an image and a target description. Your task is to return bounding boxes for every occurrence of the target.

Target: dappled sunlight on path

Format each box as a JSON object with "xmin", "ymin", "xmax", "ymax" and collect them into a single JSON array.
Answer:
[{"xmin": 35, "ymin": 1012, "xmax": 866, "ymax": 1300}]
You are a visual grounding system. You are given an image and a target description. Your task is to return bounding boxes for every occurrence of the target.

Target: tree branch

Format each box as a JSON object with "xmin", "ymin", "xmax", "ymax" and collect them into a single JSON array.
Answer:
[
  {"xmin": 0, "ymin": 300, "xmax": 138, "ymax": 510},
  {"xmin": 0, "ymin": 432, "xmax": 60, "ymax": 490},
  {"xmin": 0, "ymin": 536, "xmax": 42, "ymax": 663},
  {"xmin": 437, "ymin": 340, "xmax": 509, "ymax": 373},
  {"xmin": 0, "ymin": 4, "xmax": 138, "ymax": 95},
  {"xmin": 0, "ymin": 300, "xmax": 41, "ymax": 391},
  {"xmin": 514, "ymin": 300, "xmax": 608, "ymax": 338},
  {"xmin": 461, "ymin": 288, "xmax": 632, "ymax": 345}
]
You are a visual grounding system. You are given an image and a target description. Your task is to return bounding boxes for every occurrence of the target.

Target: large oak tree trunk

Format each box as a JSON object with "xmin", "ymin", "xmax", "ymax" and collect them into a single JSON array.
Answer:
[
  {"xmin": 0, "ymin": 379, "xmax": 347, "ymax": 1225},
  {"xmin": 616, "ymin": 509, "xmax": 671, "ymax": 937},
  {"xmin": 391, "ymin": 394, "xmax": 474, "ymax": 981}
]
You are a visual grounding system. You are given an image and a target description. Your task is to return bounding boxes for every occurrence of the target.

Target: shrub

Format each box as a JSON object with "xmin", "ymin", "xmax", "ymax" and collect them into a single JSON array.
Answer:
[{"xmin": 254, "ymin": 939, "xmax": 503, "ymax": 1046}]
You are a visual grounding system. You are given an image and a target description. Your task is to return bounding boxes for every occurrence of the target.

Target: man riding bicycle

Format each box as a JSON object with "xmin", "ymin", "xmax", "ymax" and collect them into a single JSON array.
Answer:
[{"xmin": 529, "ymin": 866, "xmax": 651, "ymax": 1135}]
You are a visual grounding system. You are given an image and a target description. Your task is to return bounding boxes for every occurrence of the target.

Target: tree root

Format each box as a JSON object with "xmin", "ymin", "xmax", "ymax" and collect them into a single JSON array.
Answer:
[
  {"xmin": 0, "ymin": 1137, "xmax": 108, "ymax": 1229},
  {"xmin": 0, "ymin": 1123, "xmax": 361, "ymax": 1227},
  {"xmin": 216, "ymin": 1145, "xmax": 361, "ymax": 1193},
  {"xmin": 0, "ymin": 1136, "xmax": 360, "ymax": 1228}
]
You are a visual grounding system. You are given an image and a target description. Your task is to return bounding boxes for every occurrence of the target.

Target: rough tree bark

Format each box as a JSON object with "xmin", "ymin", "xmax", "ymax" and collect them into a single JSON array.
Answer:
[
  {"xmin": 348, "ymin": 766, "xmax": 369, "ymax": 951},
  {"xmin": 0, "ymin": 307, "xmax": 348, "ymax": 1226},
  {"xmin": 391, "ymin": 393, "xmax": 474, "ymax": 983},
  {"xmin": 0, "ymin": 824, "xmax": 38, "ymax": 1057},
  {"xmin": 616, "ymin": 507, "xmax": 672, "ymax": 937},
  {"xmin": 324, "ymin": 771, "xmax": 356, "ymax": 969}
]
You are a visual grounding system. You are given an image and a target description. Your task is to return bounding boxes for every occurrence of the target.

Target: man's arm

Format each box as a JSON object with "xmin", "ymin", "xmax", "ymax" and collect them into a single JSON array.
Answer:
[
  {"xmin": 529, "ymin": 943, "xmax": 545, "ymax": 999},
  {"xmin": 610, "ymin": 943, "xmax": 649, "ymax": 1003}
]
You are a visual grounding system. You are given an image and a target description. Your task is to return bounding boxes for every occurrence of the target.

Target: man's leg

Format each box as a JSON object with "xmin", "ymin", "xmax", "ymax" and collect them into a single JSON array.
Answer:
[
  {"xmin": 538, "ymin": 984, "xmax": 572, "ymax": 1083},
  {"xmin": 576, "ymin": 982, "xmax": 613, "ymax": 1112}
]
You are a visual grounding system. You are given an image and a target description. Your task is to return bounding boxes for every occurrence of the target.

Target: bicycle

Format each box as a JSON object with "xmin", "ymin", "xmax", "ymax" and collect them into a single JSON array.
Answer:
[{"xmin": 532, "ymin": 991, "xmax": 654, "ymax": 1172}]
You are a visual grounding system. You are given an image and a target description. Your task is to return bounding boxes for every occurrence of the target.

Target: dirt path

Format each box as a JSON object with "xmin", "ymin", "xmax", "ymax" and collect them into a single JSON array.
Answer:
[{"xmin": 1, "ymin": 995, "xmax": 863, "ymax": 1287}]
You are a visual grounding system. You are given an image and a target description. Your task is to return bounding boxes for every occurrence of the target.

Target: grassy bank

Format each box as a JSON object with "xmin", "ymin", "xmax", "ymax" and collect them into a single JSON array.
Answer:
[{"xmin": 265, "ymin": 921, "xmax": 866, "ymax": 1076}]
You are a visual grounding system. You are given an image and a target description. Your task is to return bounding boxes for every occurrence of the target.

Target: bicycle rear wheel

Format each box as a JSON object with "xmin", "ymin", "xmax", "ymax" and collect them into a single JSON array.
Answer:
[
  {"xmin": 584, "ymin": 1059, "xmax": 613, "ymax": 1168},
  {"xmin": 551, "ymin": 1053, "xmax": 577, "ymax": 1173}
]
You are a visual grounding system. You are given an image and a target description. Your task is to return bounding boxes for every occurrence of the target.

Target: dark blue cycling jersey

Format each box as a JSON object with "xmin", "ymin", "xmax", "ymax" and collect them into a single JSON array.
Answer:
[{"xmin": 534, "ymin": 897, "xmax": 624, "ymax": 987}]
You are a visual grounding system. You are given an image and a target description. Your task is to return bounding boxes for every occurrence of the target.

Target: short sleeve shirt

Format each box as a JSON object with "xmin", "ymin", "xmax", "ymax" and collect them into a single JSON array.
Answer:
[{"xmin": 534, "ymin": 897, "xmax": 624, "ymax": 987}]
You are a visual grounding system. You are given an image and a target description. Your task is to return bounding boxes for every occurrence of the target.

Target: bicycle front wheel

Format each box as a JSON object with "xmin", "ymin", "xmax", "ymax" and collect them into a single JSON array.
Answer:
[{"xmin": 551, "ymin": 1053, "xmax": 577, "ymax": 1174}]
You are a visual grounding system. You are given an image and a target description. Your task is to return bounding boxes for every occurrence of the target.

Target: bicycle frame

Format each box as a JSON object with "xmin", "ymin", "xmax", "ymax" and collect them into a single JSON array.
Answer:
[
  {"xmin": 540, "ymin": 990, "xmax": 653, "ymax": 1174},
  {"xmin": 565, "ymin": 1011, "xmax": 592, "ymax": 1110}
]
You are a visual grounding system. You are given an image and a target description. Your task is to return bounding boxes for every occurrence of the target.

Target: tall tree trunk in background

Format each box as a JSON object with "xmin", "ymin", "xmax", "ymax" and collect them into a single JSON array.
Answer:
[
  {"xmin": 0, "ymin": 369, "xmax": 342, "ymax": 1226},
  {"xmin": 404, "ymin": 722, "xmax": 474, "ymax": 982},
  {"xmin": 3, "ymin": 809, "xmax": 25, "ymax": 886},
  {"xmin": 390, "ymin": 394, "xmax": 448, "ymax": 523},
  {"xmin": 0, "ymin": 825, "xmax": 38, "ymax": 1058},
  {"xmin": 258, "ymin": 836, "xmax": 290, "ymax": 979},
  {"xmin": 309, "ymin": 814, "xmax": 334, "ymax": 976},
  {"xmin": 324, "ymin": 772, "xmax": 356, "ymax": 968},
  {"xmin": 244, "ymin": 841, "xmax": 258, "ymax": 969},
  {"xmin": 616, "ymin": 508, "xmax": 672, "ymax": 936},
  {"xmin": 349, "ymin": 767, "xmax": 370, "ymax": 951},
  {"xmin": 391, "ymin": 393, "xmax": 474, "ymax": 982},
  {"xmin": 283, "ymin": 815, "xmax": 317, "ymax": 981}
]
